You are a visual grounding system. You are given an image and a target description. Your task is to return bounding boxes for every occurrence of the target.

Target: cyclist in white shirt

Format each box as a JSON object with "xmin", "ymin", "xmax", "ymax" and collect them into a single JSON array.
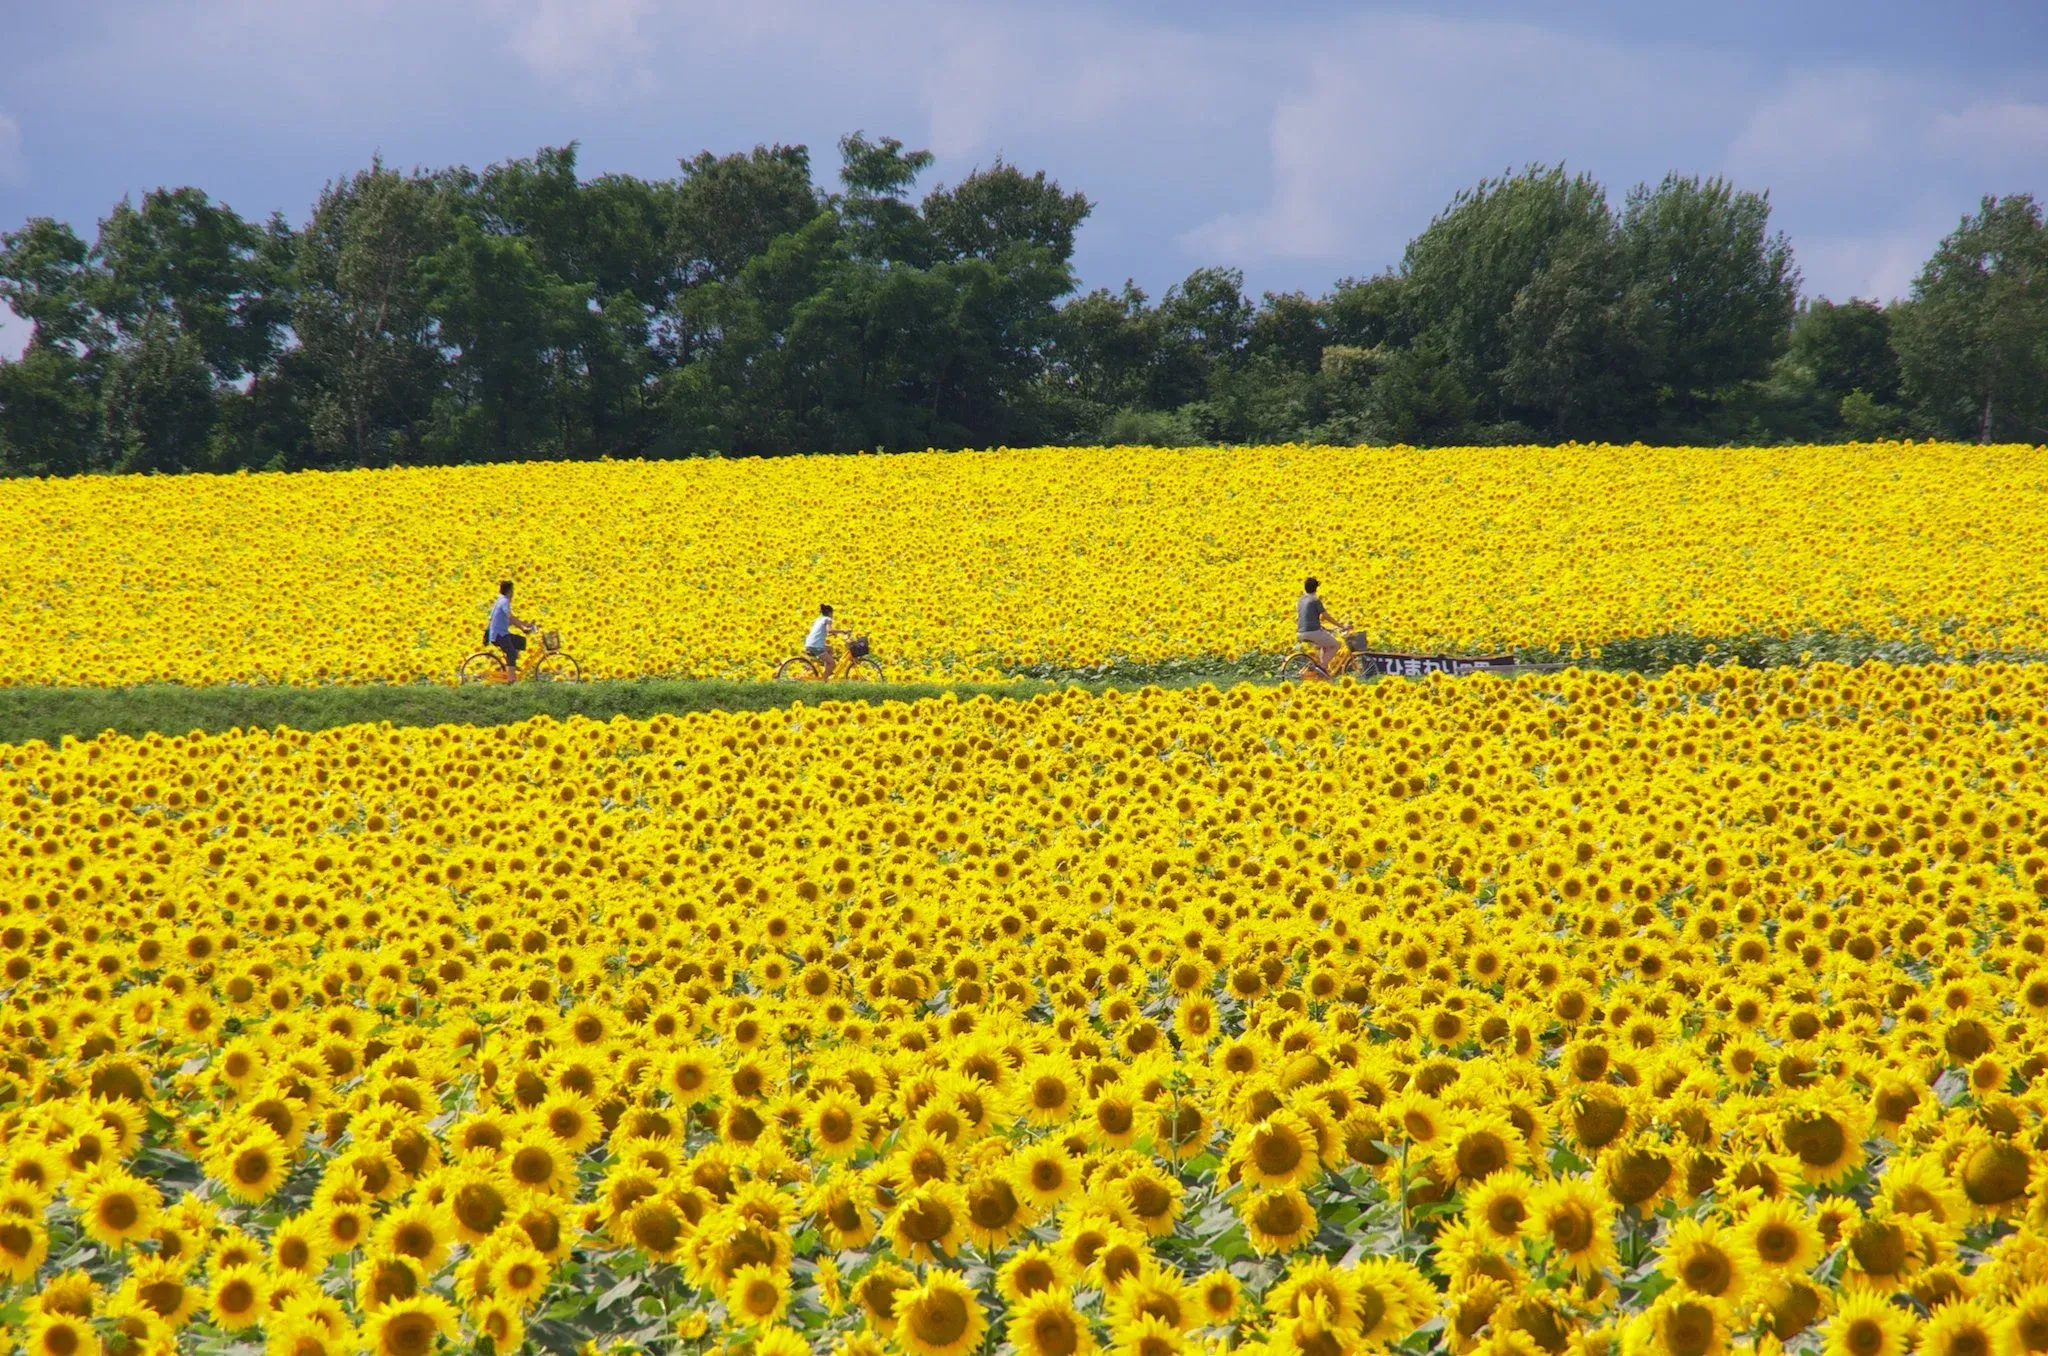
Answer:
[{"xmin": 804, "ymin": 604, "xmax": 850, "ymax": 677}]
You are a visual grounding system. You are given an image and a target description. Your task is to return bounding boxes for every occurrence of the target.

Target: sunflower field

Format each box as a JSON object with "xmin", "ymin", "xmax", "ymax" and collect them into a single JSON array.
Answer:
[
  {"xmin": 4, "ymin": 442, "xmax": 2047, "ymax": 686},
  {"xmin": 2, "ymin": 660, "xmax": 2045, "ymax": 1356}
]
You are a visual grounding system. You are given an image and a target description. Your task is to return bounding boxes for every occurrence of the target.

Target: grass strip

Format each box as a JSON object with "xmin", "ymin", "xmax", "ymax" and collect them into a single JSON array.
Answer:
[
  {"xmin": 3, "ymin": 627, "xmax": 2038, "ymax": 746},
  {"xmin": 0, "ymin": 678, "xmax": 1066, "ymax": 747}
]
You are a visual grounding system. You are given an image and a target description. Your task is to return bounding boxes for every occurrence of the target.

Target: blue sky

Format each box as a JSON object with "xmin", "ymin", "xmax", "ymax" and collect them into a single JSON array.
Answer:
[{"xmin": 2, "ymin": 0, "xmax": 2045, "ymax": 358}]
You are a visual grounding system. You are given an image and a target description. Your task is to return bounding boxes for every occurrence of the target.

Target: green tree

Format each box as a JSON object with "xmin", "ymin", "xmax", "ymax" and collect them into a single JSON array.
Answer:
[
  {"xmin": 292, "ymin": 162, "xmax": 448, "ymax": 466},
  {"xmin": 1618, "ymin": 174, "xmax": 1799, "ymax": 416},
  {"xmin": 1892, "ymin": 194, "xmax": 2048, "ymax": 443},
  {"xmin": 99, "ymin": 315, "xmax": 216, "ymax": 472},
  {"xmin": 1400, "ymin": 165, "xmax": 1613, "ymax": 419}
]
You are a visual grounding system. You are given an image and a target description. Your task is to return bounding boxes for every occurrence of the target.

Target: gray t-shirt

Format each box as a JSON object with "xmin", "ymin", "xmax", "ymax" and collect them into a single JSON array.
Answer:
[{"xmin": 1296, "ymin": 593, "xmax": 1325, "ymax": 634}]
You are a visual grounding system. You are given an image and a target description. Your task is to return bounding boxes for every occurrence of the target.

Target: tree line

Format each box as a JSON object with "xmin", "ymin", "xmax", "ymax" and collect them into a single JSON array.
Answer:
[{"xmin": 1, "ymin": 133, "xmax": 2043, "ymax": 474}]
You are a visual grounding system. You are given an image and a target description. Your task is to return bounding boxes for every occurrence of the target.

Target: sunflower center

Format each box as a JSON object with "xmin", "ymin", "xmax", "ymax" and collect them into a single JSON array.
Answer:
[
  {"xmin": 1850, "ymin": 1220, "xmax": 1908, "ymax": 1276},
  {"xmin": 386, "ymin": 1313, "xmax": 436, "ymax": 1356},
  {"xmin": 1031, "ymin": 1309, "xmax": 1080, "ymax": 1356},
  {"xmin": 819, "ymin": 1109, "xmax": 854, "ymax": 1142},
  {"xmin": 1457, "ymin": 1132, "xmax": 1509, "ymax": 1180},
  {"xmin": 1548, "ymin": 1203, "xmax": 1595, "ymax": 1253},
  {"xmin": 910, "ymin": 1289, "xmax": 971, "ymax": 1346},
  {"xmin": 1666, "ymin": 1302, "xmax": 1716, "ymax": 1356},
  {"xmin": 1487, "ymin": 1195, "xmax": 1528, "ymax": 1235},
  {"xmin": 1680, "ymin": 1247, "xmax": 1734, "ymax": 1295},
  {"xmin": 1756, "ymin": 1223, "xmax": 1799, "ymax": 1263},
  {"xmin": 1845, "ymin": 1318, "xmax": 1886, "ymax": 1356},
  {"xmin": 900, "ymin": 1198, "xmax": 955, "ymax": 1243},
  {"xmin": 1782, "ymin": 1113, "xmax": 1846, "ymax": 1169},
  {"xmin": 1961, "ymin": 1143, "xmax": 2030, "ymax": 1205},
  {"xmin": 100, "ymin": 1195, "xmax": 139, "ymax": 1230},
  {"xmin": 1253, "ymin": 1126, "xmax": 1304, "ymax": 1177}
]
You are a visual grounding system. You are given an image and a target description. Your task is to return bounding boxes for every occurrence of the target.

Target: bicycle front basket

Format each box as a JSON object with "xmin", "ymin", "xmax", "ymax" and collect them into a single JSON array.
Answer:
[
  {"xmin": 1345, "ymin": 632, "xmax": 1372, "ymax": 652},
  {"xmin": 541, "ymin": 630, "xmax": 562, "ymax": 654},
  {"xmin": 848, "ymin": 635, "xmax": 871, "ymax": 659}
]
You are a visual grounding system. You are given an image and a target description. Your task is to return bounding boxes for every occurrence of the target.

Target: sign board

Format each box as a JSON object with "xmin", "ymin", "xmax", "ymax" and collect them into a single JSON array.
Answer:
[{"xmin": 1350, "ymin": 650, "xmax": 1518, "ymax": 679}]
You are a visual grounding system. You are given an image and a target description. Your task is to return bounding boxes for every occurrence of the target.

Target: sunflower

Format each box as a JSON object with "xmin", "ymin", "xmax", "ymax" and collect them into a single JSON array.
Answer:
[
  {"xmin": 367, "ymin": 1295, "xmax": 460, "ymax": 1356},
  {"xmin": 727, "ymin": 1263, "xmax": 792, "ymax": 1326},
  {"xmin": 488, "ymin": 1240, "xmax": 552, "ymax": 1308},
  {"xmin": 886, "ymin": 1181, "xmax": 967, "ymax": 1263},
  {"xmin": 1019, "ymin": 1142, "xmax": 1079, "ymax": 1207},
  {"xmin": 1443, "ymin": 1110, "xmax": 1524, "ymax": 1186},
  {"xmin": 964, "ymin": 1168, "xmax": 1037, "ymax": 1250},
  {"xmin": 853, "ymin": 1261, "xmax": 915, "ymax": 1336},
  {"xmin": 213, "ymin": 1123, "xmax": 291, "ymax": 1203},
  {"xmin": 810, "ymin": 1172, "xmax": 879, "ymax": 1250},
  {"xmin": 894, "ymin": 1270, "xmax": 989, "ymax": 1356},
  {"xmin": 1660, "ymin": 1217, "xmax": 1746, "ymax": 1302},
  {"xmin": 1116, "ymin": 1165, "xmax": 1183, "ymax": 1238},
  {"xmin": 1107, "ymin": 1261, "xmax": 1195, "ymax": 1334},
  {"xmin": 71, "ymin": 1168, "xmax": 161, "ymax": 1249},
  {"xmin": 1109, "ymin": 1311, "xmax": 1190, "ymax": 1356},
  {"xmin": 1918, "ymin": 1298, "xmax": 2004, "ymax": 1356},
  {"xmin": 0, "ymin": 1211, "xmax": 50, "ymax": 1284},
  {"xmin": 1269, "ymin": 1256, "xmax": 1365, "ymax": 1333},
  {"xmin": 1020, "ymin": 1059, "xmax": 1082, "ymax": 1125},
  {"xmin": 118, "ymin": 1255, "xmax": 198, "ymax": 1328},
  {"xmin": 1734, "ymin": 1197, "xmax": 1823, "ymax": 1277},
  {"xmin": 1010, "ymin": 1289, "xmax": 1099, "ymax": 1356},
  {"xmin": 1779, "ymin": 1096, "xmax": 1868, "ymax": 1185},
  {"xmin": 207, "ymin": 1264, "xmax": 267, "ymax": 1332},
  {"xmin": 999, "ymin": 1245, "xmax": 1074, "ymax": 1303},
  {"xmin": 375, "ymin": 1200, "xmax": 453, "ymax": 1273},
  {"xmin": 1241, "ymin": 1185, "xmax": 1318, "ymax": 1255},
  {"xmin": 1533, "ymin": 1177, "xmax": 1618, "ymax": 1278},
  {"xmin": 1821, "ymin": 1290, "xmax": 1916, "ymax": 1356},
  {"xmin": 808, "ymin": 1092, "xmax": 869, "ymax": 1159},
  {"xmin": 1465, "ymin": 1172, "xmax": 1535, "ymax": 1244},
  {"xmin": 472, "ymin": 1300, "xmax": 523, "ymax": 1356},
  {"xmin": 1231, "ymin": 1111, "xmax": 1322, "ymax": 1190},
  {"xmin": 2000, "ymin": 1282, "xmax": 2048, "ymax": 1355},
  {"xmin": 27, "ymin": 1311, "xmax": 102, "ymax": 1356},
  {"xmin": 1631, "ymin": 1294, "xmax": 1732, "ymax": 1356}
]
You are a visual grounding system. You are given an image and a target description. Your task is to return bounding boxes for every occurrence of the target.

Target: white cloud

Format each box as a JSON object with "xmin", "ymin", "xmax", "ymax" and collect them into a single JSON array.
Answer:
[
  {"xmin": 498, "ymin": 0, "xmax": 657, "ymax": 95},
  {"xmin": 0, "ymin": 110, "xmax": 24, "ymax": 184},
  {"xmin": 1928, "ymin": 98, "xmax": 2048, "ymax": 166},
  {"xmin": 1184, "ymin": 14, "xmax": 1751, "ymax": 266},
  {"xmin": 0, "ymin": 302, "xmax": 29, "ymax": 360}
]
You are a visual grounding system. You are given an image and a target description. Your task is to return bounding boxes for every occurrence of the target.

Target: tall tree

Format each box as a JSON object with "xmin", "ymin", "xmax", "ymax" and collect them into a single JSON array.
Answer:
[
  {"xmin": 1619, "ymin": 174, "xmax": 1799, "ymax": 414},
  {"xmin": 1400, "ymin": 165, "xmax": 1613, "ymax": 419},
  {"xmin": 291, "ymin": 162, "xmax": 448, "ymax": 466},
  {"xmin": 1892, "ymin": 194, "xmax": 2048, "ymax": 443}
]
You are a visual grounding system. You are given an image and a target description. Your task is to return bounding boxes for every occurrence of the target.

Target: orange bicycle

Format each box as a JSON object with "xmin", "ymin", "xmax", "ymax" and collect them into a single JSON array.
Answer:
[
  {"xmin": 1277, "ymin": 630, "xmax": 1372, "ymax": 682},
  {"xmin": 459, "ymin": 625, "xmax": 581, "ymax": 684},
  {"xmin": 774, "ymin": 634, "xmax": 882, "ymax": 682}
]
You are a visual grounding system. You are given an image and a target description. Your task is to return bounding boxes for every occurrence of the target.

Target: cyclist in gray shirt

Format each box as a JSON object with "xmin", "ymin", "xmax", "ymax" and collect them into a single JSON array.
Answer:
[{"xmin": 1296, "ymin": 577, "xmax": 1348, "ymax": 672}]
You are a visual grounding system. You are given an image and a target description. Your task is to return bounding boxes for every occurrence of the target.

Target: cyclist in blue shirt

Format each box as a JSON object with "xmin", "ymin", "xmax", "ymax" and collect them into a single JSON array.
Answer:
[{"xmin": 487, "ymin": 580, "xmax": 538, "ymax": 678}]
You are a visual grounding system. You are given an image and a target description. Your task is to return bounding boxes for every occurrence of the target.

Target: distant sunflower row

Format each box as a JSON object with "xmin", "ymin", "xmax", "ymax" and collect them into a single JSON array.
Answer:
[
  {"xmin": 1, "ymin": 662, "xmax": 2045, "ymax": 1355},
  {"xmin": 4, "ymin": 442, "xmax": 2047, "ymax": 685}
]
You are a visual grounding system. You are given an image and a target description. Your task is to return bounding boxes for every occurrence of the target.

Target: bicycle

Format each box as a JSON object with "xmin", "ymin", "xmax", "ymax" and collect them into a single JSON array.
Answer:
[
  {"xmin": 773, "ymin": 633, "xmax": 882, "ymax": 682},
  {"xmin": 458, "ymin": 626, "xmax": 582, "ymax": 684},
  {"xmin": 1276, "ymin": 629, "xmax": 1372, "ymax": 683}
]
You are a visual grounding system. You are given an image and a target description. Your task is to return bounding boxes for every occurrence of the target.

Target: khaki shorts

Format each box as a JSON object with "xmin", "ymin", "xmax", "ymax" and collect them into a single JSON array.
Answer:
[{"xmin": 1298, "ymin": 629, "xmax": 1338, "ymax": 649}]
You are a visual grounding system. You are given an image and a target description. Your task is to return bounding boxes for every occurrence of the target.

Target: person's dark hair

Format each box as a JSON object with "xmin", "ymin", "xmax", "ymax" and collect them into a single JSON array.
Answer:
[
  {"xmin": 1303, "ymin": 577, "xmax": 1319, "ymax": 594},
  {"xmin": 820, "ymin": 604, "xmax": 834, "ymax": 617},
  {"xmin": 499, "ymin": 580, "xmax": 514, "ymax": 597}
]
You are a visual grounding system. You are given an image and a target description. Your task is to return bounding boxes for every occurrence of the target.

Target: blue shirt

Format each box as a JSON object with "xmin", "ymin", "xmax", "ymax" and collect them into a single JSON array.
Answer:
[{"xmin": 488, "ymin": 595, "xmax": 512, "ymax": 642}]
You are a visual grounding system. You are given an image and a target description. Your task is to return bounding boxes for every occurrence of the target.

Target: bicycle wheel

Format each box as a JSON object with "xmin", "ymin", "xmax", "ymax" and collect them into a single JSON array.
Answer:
[
  {"xmin": 1276, "ymin": 653, "xmax": 1322, "ymax": 683},
  {"xmin": 458, "ymin": 651, "xmax": 509, "ymax": 685},
  {"xmin": 841, "ymin": 657, "xmax": 883, "ymax": 682},
  {"xmin": 774, "ymin": 656, "xmax": 822, "ymax": 681},
  {"xmin": 530, "ymin": 652, "xmax": 581, "ymax": 683}
]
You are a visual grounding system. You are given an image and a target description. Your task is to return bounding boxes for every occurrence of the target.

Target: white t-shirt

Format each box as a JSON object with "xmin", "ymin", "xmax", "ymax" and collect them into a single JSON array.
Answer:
[{"xmin": 805, "ymin": 616, "xmax": 831, "ymax": 650}]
